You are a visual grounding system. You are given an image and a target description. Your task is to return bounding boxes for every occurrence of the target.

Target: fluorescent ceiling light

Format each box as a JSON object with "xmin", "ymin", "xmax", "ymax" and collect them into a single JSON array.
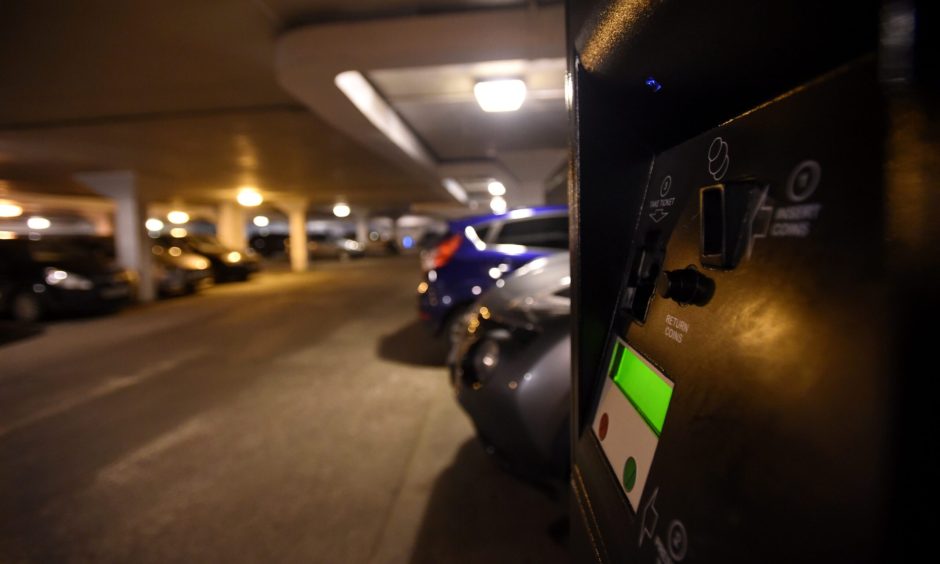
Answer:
[
  {"xmin": 335, "ymin": 70, "xmax": 433, "ymax": 167},
  {"xmin": 442, "ymin": 178, "xmax": 468, "ymax": 204},
  {"xmin": 474, "ymin": 79, "xmax": 527, "ymax": 112},
  {"xmin": 487, "ymin": 180, "xmax": 506, "ymax": 196}
]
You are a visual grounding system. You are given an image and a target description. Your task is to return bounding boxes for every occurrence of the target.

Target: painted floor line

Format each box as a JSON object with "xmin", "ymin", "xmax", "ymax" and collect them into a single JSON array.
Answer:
[
  {"xmin": 95, "ymin": 417, "xmax": 209, "ymax": 486},
  {"xmin": 0, "ymin": 348, "xmax": 206, "ymax": 439}
]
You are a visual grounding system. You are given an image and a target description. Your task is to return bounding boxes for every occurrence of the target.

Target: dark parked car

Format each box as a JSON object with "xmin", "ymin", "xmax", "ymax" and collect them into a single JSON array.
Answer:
[
  {"xmin": 150, "ymin": 239, "xmax": 214, "ymax": 296},
  {"xmin": 449, "ymin": 252, "xmax": 571, "ymax": 482},
  {"xmin": 159, "ymin": 235, "xmax": 259, "ymax": 282},
  {"xmin": 417, "ymin": 206, "xmax": 568, "ymax": 343},
  {"xmin": 0, "ymin": 238, "xmax": 132, "ymax": 322}
]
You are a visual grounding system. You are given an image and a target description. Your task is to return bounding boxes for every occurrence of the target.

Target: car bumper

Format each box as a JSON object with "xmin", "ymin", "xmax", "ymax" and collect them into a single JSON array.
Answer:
[{"xmin": 450, "ymin": 313, "xmax": 571, "ymax": 479}]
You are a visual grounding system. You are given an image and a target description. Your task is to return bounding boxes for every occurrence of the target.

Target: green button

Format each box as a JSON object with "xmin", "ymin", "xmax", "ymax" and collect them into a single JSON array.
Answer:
[{"xmin": 623, "ymin": 456, "xmax": 637, "ymax": 492}]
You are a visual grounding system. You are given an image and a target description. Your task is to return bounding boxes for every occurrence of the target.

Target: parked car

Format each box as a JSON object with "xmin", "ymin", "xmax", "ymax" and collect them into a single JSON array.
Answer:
[
  {"xmin": 417, "ymin": 206, "xmax": 568, "ymax": 343},
  {"xmin": 449, "ymin": 252, "xmax": 571, "ymax": 482},
  {"xmin": 0, "ymin": 238, "xmax": 132, "ymax": 322},
  {"xmin": 308, "ymin": 234, "xmax": 365, "ymax": 260},
  {"xmin": 150, "ymin": 240, "xmax": 214, "ymax": 296},
  {"xmin": 158, "ymin": 235, "xmax": 258, "ymax": 282}
]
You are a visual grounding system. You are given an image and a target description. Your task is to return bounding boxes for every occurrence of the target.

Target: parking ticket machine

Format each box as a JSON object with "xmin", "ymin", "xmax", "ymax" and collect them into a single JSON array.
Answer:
[{"xmin": 567, "ymin": 1, "xmax": 938, "ymax": 562}]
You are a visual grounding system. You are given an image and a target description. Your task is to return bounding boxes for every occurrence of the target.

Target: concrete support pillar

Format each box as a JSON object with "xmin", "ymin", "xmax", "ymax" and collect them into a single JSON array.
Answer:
[
  {"xmin": 74, "ymin": 170, "xmax": 155, "ymax": 302},
  {"xmin": 355, "ymin": 212, "xmax": 369, "ymax": 245},
  {"xmin": 217, "ymin": 202, "xmax": 247, "ymax": 250},
  {"xmin": 277, "ymin": 199, "xmax": 309, "ymax": 272}
]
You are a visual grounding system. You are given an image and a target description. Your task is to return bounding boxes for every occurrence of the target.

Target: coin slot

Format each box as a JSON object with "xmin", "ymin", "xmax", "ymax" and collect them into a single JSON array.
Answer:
[{"xmin": 700, "ymin": 185, "xmax": 725, "ymax": 259}]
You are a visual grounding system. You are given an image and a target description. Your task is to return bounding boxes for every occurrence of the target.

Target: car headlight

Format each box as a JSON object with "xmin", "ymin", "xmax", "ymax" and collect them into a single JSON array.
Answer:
[{"xmin": 44, "ymin": 268, "xmax": 94, "ymax": 290}]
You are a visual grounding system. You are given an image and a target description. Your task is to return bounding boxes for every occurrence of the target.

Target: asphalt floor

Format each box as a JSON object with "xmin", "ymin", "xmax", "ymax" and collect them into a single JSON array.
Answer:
[{"xmin": 0, "ymin": 256, "xmax": 567, "ymax": 563}]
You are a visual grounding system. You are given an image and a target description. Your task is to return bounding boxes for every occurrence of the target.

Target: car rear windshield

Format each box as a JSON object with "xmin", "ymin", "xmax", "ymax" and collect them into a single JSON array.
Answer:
[{"xmin": 495, "ymin": 215, "xmax": 569, "ymax": 249}]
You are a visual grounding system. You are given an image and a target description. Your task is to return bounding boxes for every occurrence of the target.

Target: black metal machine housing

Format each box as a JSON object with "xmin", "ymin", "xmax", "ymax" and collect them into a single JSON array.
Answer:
[{"xmin": 567, "ymin": 1, "xmax": 939, "ymax": 562}]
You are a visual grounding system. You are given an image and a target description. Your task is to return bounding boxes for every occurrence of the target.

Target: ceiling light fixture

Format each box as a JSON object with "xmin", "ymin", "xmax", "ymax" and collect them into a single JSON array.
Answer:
[
  {"xmin": 145, "ymin": 218, "xmax": 165, "ymax": 231},
  {"xmin": 253, "ymin": 215, "xmax": 270, "ymax": 227},
  {"xmin": 487, "ymin": 180, "xmax": 506, "ymax": 196},
  {"xmin": 334, "ymin": 71, "xmax": 434, "ymax": 167},
  {"xmin": 237, "ymin": 187, "xmax": 263, "ymax": 207},
  {"xmin": 167, "ymin": 210, "xmax": 190, "ymax": 224},
  {"xmin": 27, "ymin": 216, "xmax": 51, "ymax": 230},
  {"xmin": 490, "ymin": 196, "xmax": 507, "ymax": 214},
  {"xmin": 0, "ymin": 200, "xmax": 23, "ymax": 218},
  {"xmin": 333, "ymin": 202, "xmax": 351, "ymax": 218},
  {"xmin": 442, "ymin": 178, "xmax": 468, "ymax": 204},
  {"xmin": 473, "ymin": 79, "xmax": 527, "ymax": 113}
]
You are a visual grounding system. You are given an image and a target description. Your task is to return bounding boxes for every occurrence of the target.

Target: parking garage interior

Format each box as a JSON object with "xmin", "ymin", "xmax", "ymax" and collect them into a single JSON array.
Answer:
[
  {"xmin": 3, "ymin": 1, "xmax": 937, "ymax": 563},
  {"xmin": 2, "ymin": 1, "xmax": 573, "ymax": 561}
]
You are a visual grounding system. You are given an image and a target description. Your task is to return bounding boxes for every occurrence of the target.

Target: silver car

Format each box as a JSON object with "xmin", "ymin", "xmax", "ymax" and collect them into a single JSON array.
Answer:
[{"xmin": 449, "ymin": 252, "xmax": 571, "ymax": 481}]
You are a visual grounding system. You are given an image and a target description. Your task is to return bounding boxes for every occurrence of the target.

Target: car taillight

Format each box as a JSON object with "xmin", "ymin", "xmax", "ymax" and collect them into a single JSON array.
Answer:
[{"xmin": 433, "ymin": 234, "xmax": 462, "ymax": 269}]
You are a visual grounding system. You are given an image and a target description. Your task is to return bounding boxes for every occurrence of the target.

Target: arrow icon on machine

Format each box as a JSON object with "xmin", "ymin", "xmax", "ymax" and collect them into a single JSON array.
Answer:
[
  {"xmin": 649, "ymin": 209, "xmax": 669, "ymax": 223},
  {"xmin": 639, "ymin": 487, "xmax": 660, "ymax": 547}
]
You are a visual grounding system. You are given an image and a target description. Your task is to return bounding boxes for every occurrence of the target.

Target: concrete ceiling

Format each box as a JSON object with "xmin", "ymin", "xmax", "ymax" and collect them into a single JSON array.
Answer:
[
  {"xmin": 275, "ymin": 4, "xmax": 566, "ymax": 209},
  {"xmin": 369, "ymin": 58, "xmax": 567, "ymax": 161},
  {"xmin": 0, "ymin": 0, "xmax": 563, "ymax": 212}
]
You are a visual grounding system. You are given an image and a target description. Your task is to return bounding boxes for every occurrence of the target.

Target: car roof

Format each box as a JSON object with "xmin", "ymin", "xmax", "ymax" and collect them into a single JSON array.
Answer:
[{"xmin": 447, "ymin": 205, "xmax": 568, "ymax": 231}]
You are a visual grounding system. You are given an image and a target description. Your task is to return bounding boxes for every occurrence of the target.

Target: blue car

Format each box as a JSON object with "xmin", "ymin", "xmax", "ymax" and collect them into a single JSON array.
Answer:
[{"xmin": 417, "ymin": 206, "xmax": 568, "ymax": 342}]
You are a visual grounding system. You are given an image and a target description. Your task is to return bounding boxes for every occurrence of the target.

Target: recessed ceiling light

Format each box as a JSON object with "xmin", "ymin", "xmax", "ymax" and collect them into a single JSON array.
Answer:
[
  {"xmin": 0, "ymin": 200, "xmax": 23, "ymax": 218},
  {"xmin": 27, "ymin": 216, "xmax": 51, "ymax": 230},
  {"xmin": 167, "ymin": 210, "xmax": 190, "ymax": 224},
  {"xmin": 333, "ymin": 202, "xmax": 351, "ymax": 218},
  {"xmin": 490, "ymin": 196, "xmax": 507, "ymax": 214},
  {"xmin": 237, "ymin": 187, "xmax": 263, "ymax": 207},
  {"xmin": 474, "ymin": 79, "xmax": 527, "ymax": 113}
]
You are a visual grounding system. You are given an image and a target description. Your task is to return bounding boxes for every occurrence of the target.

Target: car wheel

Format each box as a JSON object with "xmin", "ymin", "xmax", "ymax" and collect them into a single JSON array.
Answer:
[{"xmin": 12, "ymin": 292, "xmax": 43, "ymax": 323}]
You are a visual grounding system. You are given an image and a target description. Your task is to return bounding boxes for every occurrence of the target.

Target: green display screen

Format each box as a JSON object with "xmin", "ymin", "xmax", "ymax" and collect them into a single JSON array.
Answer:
[{"xmin": 608, "ymin": 342, "xmax": 674, "ymax": 436}]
